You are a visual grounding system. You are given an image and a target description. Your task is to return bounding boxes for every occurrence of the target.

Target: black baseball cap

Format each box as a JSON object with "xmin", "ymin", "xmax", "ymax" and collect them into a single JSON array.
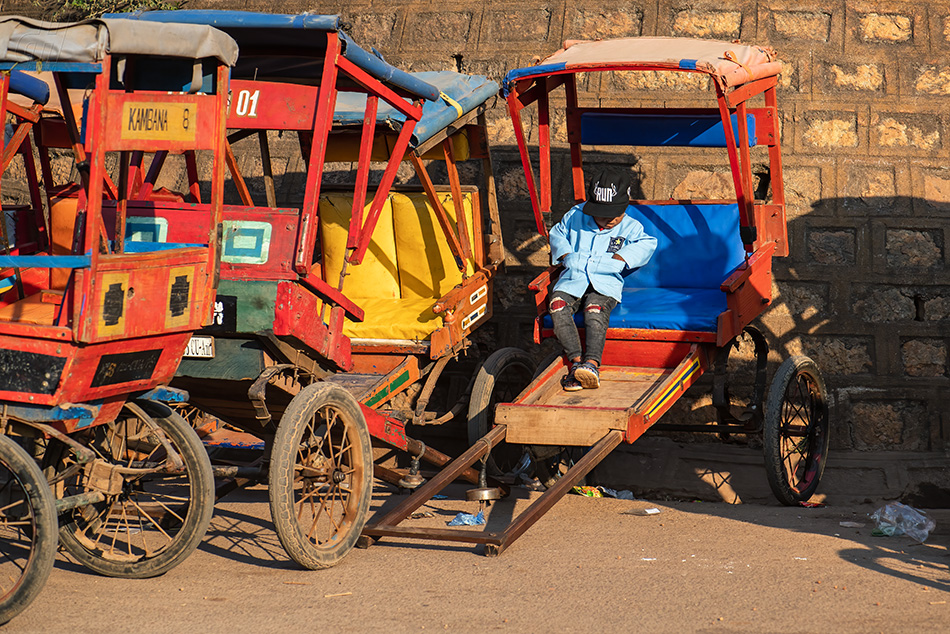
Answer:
[{"xmin": 583, "ymin": 167, "xmax": 632, "ymax": 217}]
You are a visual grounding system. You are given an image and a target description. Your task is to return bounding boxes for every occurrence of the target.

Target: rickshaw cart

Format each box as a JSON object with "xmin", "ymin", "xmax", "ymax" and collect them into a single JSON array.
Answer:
[
  {"xmin": 0, "ymin": 15, "xmax": 236, "ymax": 593},
  {"xmin": 360, "ymin": 37, "xmax": 830, "ymax": 555},
  {"xmin": 111, "ymin": 11, "xmax": 510, "ymax": 570}
]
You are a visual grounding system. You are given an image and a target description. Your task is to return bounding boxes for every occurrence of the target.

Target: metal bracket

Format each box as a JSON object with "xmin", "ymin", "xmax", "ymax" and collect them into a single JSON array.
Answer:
[
  {"xmin": 712, "ymin": 325, "xmax": 768, "ymax": 429},
  {"xmin": 248, "ymin": 364, "xmax": 295, "ymax": 428}
]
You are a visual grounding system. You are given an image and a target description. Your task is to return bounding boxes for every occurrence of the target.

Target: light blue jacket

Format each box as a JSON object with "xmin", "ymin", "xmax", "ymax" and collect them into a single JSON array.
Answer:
[{"xmin": 549, "ymin": 204, "xmax": 657, "ymax": 301}]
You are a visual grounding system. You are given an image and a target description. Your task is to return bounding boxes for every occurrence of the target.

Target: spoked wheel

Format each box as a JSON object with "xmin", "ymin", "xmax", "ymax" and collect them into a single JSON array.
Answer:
[
  {"xmin": 55, "ymin": 400, "xmax": 215, "ymax": 578},
  {"xmin": 269, "ymin": 383, "xmax": 372, "ymax": 570},
  {"xmin": 0, "ymin": 435, "xmax": 56, "ymax": 625},
  {"xmin": 763, "ymin": 356, "xmax": 830, "ymax": 505},
  {"xmin": 467, "ymin": 347, "xmax": 536, "ymax": 475}
]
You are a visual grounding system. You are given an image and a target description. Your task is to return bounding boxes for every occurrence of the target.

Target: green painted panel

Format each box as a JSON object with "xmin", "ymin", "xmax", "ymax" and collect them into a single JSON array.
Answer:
[
  {"xmin": 216, "ymin": 279, "xmax": 278, "ymax": 333},
  {"xmin": 176, "ymin": 337, "xmax": 266, "ymax": 381}
]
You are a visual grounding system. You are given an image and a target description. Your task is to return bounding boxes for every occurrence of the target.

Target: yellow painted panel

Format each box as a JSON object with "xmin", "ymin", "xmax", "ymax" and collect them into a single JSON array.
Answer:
[
  {"xmin": 97, "ymin": 272, "xmax": 129, "ymax": 337},
  {"xmin": 120, "ymin": 102, "xmax": 196, "ymax": 142},
  {"xmin": 165, "ymin": 266, "xmax": 195, "ymax": 329}
]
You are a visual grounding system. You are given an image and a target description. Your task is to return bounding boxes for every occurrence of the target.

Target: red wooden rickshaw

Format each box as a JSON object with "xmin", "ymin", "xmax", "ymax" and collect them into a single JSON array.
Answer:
[
  {"xmin": 109, "ymin": 10, "xmax": 509, "ymax": 570},
  {"xmin": 360, "ymin": 37, "xmax": 831, "ymax": 556},
  {"xmin": 0, "ymin": 16, "xmax": 235, "ymax": 619}
]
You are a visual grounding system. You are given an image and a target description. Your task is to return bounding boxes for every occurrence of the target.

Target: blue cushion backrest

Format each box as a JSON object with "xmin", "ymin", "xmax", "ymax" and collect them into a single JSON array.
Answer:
[{"xmin": 622, "ymin": 204, "xmax": 745, "ymax": 290}]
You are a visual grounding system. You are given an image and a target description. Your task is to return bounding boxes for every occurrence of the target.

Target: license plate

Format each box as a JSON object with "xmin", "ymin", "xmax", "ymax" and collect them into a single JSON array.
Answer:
[{"xmin": 184, "ymin": 335, "xmax": 214, "ymax": 359}]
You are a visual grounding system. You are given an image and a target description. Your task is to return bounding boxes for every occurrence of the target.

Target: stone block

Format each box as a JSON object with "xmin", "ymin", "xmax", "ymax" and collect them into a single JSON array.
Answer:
[
  {"xmin": 608, "ymin": 70, "xmax": 710, "ymax": 92},
  {"xmin": 857, "ymin": 12, "xmax": 912, "ymax": 43},
  {"xmin": 670, "ymin": 9, "xmax": 742, "ymax": 39},
  {"xmin": 873, "ymin": 113, "xmax": 940, "ymax": 150},
  {"xmin": 806, "ymin": 228, "xmax": 855, "ymax": 265},
  {"xmin": 760, "ymin": 281, "xmax": 829, "ymax": 338},
  {"xmin": 922, "ymin": 171, "xmax": 950, "ymax": 210},
  {"xmin": 822, "ymin": 62, "xmax": 885, "ymax": 92},
  {"xmin": 914, "ymin": 65, "xmax": 950, "ymax": 95},
  {"xmin": 841, "ymin": 164, "xmax": 899, "ymax": 214},
  {"xmin": 772, "ymin": 10, "xmax": 832, "ymax": 42},
  {"xmin": 801, "ymin": 336, "xmax": 872, "ymax": 376},
  {"xmin": 851, "ymin": 399, "xmax": 926, "ymax": 450},
  {"xmin": 853, "ymin": 286, "xmax": 915, "ymax": 323},
  {"xmin": 567, "ymin": 7, "xmax": 643, "ymax": 40},
  {"xmin": 885, "ymin": 229, "xmax": 943, "ymax": 269},
  {"xmin": 344, "ymin": 12, "xmax": 399, "ymax": 52},
  {"xmin": 670, "ymin": 170, "xmax": 734, "ymax": 200},
  {"xmin": 901, "ymin": 339, "xmax": 947, "ymax": 377},
  {"xmin": 924, "ymin": 293, "xmax": 950, "ymax": 322},
  {"xmin": 784, "ymin": 166, "xmax": 824, "ymax": 218},
  {"xmin": 485, "ymin": 8, "xmax": 551, "ymax": 43},
  {"xmin": 403, "ymin": 11, "xmax": 474, "ymax": 46},
  {"xmin": 497, "ymin": 165, "xmax": 530, "ymax": 202},
  {"xmin": 801, "ymin": 113, "xmax": 858, "ymax": 149}
]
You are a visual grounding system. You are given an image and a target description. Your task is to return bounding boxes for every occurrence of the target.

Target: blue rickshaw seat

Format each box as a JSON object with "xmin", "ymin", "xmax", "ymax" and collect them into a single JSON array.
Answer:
[{"xmin": 543, "ymin": 202, "xmax": 746, "ymax": 334}]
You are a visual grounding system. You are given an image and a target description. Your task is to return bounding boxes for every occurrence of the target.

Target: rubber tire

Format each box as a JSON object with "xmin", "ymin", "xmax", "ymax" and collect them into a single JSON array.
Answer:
[
  {"xmin": 467, "ymin": 347, "xmax": 536, "ymax": 475},
  {"xmin": 269, "ymin": 383, "xmax": 373, "ymax": 570},
  {"xmin": 58, "ymin": 400, "xmax": 215, "ymax": 578},
  {"xmin": 0, "ymin": 435, "xmax": 57, "ymax": 625},
  {"xmin": 763, "ymin": 356, "xmax": 830, "ymax": 506}
]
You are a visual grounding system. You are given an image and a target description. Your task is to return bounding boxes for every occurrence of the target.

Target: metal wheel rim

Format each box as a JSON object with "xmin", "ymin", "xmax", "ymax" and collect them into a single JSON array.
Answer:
[
  {"xmin": 778, "ymin": 371, "xmax": 825, "ymax": 495},
  {"xmin": 293, "ymin": 403, "xmax": 367, "ymax": 550},
  {"xmin": 62, "ymin": 409, "xmax": 193, "ymax": 563},
  {"xmin": 0, "ymin": 458, "xmax": 38, "ymax": 603}
]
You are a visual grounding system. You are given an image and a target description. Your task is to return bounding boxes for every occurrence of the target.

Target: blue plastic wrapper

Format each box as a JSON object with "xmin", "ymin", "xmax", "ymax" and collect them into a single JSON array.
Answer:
[
  {"xmin": 447, "ymin": 510, "xmax": 485, "ymax": 526},
  {"xmin": 600, "ymin": 487, "xmax": 636, "ymax": 500}
]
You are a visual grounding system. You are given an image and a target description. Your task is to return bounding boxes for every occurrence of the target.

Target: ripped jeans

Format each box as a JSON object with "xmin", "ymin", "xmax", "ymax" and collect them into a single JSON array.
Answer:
[{"xmin": 548, "ymin": 289, "xmax": 617, "ymax": 366}]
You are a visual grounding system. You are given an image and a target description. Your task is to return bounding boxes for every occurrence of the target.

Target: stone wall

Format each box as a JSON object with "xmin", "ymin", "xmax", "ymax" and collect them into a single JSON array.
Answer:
[{"xmin": 5, "ymin": 0, "xmax": 950, "ymax": 455}]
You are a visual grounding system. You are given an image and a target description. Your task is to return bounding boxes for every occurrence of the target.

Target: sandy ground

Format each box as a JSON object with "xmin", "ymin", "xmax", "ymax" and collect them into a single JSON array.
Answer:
[{"xmin": 7, "ymin": 482, "xmax": 950, "ymax": 633}]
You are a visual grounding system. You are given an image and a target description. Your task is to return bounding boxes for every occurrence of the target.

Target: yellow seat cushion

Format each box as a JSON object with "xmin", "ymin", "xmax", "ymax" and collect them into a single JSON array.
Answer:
[
  {"xmin": 391, "ymin": 192, "xmax": 476, "ymax": 300},
  {"xmin": 319, "ymin": 194, "xmax": 399, "ymax": 299},
  {"xmin": 319, "ymin": 190, "xmax": 478, "ymax": 341},
  {"xmin": 342, "ymin": 297, "xmax": 441, "ymax": 341}
]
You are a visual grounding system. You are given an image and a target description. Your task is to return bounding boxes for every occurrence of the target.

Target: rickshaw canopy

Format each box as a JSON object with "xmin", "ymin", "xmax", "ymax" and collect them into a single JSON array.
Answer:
[
  {"xmin": 109, "ymin": 10, "xmax": 440, "ymax": 102},
  {"xmin": 0, "ymin": 15, "xmax": 238, "ymax": 65},
  {"xmin": 504, "ymin": 37, "xmax": 781, "ymax": 90}
]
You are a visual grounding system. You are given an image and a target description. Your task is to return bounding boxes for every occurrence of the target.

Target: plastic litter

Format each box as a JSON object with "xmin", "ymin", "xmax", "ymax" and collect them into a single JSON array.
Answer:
[
  {"xmin": 600, "ymin": 487, "xmax": 636, "ymax": 500},
  {"xmin": 623, "ymin": 507, "xmax": 661, "ymax": 516},
  {"xmin": 431, "ymin": 494, "xmax": 448, "ymax": 500},
  {"xmin": 572, "ymin": 486, "xmax": 603, "ymax": 498},
  {"xmin": 870, "ymin": 502, "xmax": 936, "ymax": 542},
  {"xmin": 839, "ymin": 521, "xmax": 865, "ymax": 528},
  {"xmin": 572, "ymin": 485, "xmax": 637, "ymax": 499},
  {"xmin": 447, "ymin": 510, "xmax": 485, "ymax": 526}
]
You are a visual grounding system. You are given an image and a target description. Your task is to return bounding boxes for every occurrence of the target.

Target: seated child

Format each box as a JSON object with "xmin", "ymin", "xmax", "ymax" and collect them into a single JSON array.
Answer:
[{"xmin": 548, "ymin": 167, "xmax": 657, "ymax": 391}]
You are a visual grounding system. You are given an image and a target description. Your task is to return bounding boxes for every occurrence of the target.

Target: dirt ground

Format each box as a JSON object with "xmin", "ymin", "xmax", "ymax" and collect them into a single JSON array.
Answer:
[{"xmin": 7, "ymin": 482, "xmax": 950, "ymax": 633}]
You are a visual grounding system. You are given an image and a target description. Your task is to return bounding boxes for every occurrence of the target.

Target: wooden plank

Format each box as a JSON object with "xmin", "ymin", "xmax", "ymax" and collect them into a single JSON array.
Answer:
[{"xmin": 498, "ymin": 403, "xmax": 626, "ymax": 446}]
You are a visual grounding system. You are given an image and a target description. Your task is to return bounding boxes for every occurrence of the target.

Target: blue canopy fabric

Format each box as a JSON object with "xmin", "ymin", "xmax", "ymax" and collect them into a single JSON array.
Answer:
[{"xmin": 333, "ymin": 71, "xmax": 498, "ymax": 148}]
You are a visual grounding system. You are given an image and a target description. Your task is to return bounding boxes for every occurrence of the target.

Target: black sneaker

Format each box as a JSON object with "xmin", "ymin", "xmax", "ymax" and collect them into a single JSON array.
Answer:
[
  {"xmin": 561, "ymin": 369, "xmax": 582, "ymax": 392},
  {"xmin": 573, "ymin": 361, "xmax": 600, "ymax": 389}
]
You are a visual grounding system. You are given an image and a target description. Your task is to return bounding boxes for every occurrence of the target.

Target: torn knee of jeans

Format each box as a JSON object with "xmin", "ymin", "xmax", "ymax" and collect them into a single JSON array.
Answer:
[
  {"xmin": 586, "ymin": 304, "xmax": 603, "ymax": 314},
  {"xmin": 550, "ymin": 298, "xmax": 567, "ymax": 312}
]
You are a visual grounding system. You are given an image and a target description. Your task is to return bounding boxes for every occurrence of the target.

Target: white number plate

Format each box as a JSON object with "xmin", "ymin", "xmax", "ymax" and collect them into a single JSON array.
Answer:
[{"xmin": 184, "ymin": 335, "xmax": 215, "ymax": 359}]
